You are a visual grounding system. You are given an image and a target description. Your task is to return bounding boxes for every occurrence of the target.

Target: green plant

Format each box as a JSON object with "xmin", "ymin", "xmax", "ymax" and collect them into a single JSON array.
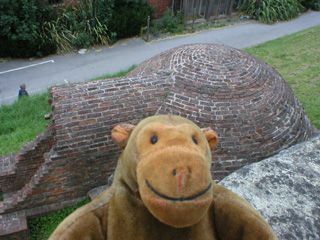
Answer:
[
  {"xmin": 238, "ymin": 0, "xmax": 305, "ymax": 24},
  {"xmin": 89, "ymin": 65, "xmax": 137, "ymax": 81},
  {"xmin": 299, "ymin": 0, "xmax": 320, "ymax": 10},
  {"xmin": 150, "ymin": 21, "xmax": 161, "ymax": 36},
  {"xmin": 0, "ymin": 92, "xmax": 52, "ymax": 155},
  {"xmin": 28, "ymin": 197, "xmax": 90, "ymax": 240},
  {"xmin": 71, "ymin": 32, "xmax": 94, "ymax": 48},
  {"xmin": 95, "ymin": 0, "xmax": 114, "ymax": 26},
  {"xmin": 162, "ymin": 9, "xmax": 183, "ymax": 33},
  {"xmin": 109, "ymin": 0, "xmax": 153, "ymax": 40},
  {"xmin": 0, "ymin": 0, "xmax": 56, "ymax": 58},
  {"xmin": 41, "ymin": 0, "xmax": 112, "ymax": 52},
  {"xmin": 150, "ymin": 9, "xmax": 185, "ymax": 35}
]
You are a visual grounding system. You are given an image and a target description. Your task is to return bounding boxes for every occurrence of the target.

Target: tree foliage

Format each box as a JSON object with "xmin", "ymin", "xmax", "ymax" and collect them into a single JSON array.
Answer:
[
  {"xmin": 0, "ymin": 0, "xmax": 56, "ymax": 57},
  {"xmin": 108, "ymin": 0, "xmax": 153, "ymax": 40},
  {"xmin": 299, "ymin": 0, "xmax": 320, "ymax": 11}
]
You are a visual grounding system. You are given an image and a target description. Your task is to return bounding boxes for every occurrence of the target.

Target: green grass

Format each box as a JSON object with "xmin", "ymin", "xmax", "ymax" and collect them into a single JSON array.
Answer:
[
  {"xmin": 0, "ymin": 66, "xmax": 136, "ymax": 156},
  {"xmin": 89, "ymin": 65, "xmax": 136, "ymax": 81},
  {"xmin": 0, "ymin": 93, "xmax": 52, "ymax": 155},
  {"xmin": 28, "ymin": 197, "xmax": 90, "ymax": 240},
  {"xmin": 245, "ymin": 25, "xmax": 320, "ymax": 129}
]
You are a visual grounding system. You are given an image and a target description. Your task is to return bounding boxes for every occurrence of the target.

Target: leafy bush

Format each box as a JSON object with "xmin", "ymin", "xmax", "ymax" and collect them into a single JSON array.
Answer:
[
  {"xmin": 238, "ymin": 0, "xmax": 305, "ymax": 24},
  {"xmin": 109, "ymin": 0, "xmax": 153, "ymax": 40},
  {"xmin": 41, "ymin": 0, "xmax": 112, "ymax": 52},
  {"xmin": 299, "ymin": 0, "xmax": 320, "ymax": 10},
  {"xmin": 0, "ymin": 0, "xmax": 154, "ymax": 57},
  {"xmin": 29, "ymin": 198, "xmax": 90, "ymax": 240},
  {"xmin": 0, "ymin": 0, "xmax": 56, "ymax": 58},
  {"xmin": 0, "ymin": 0, "xmax": 114, "ymax": 57},
  {"xmin": 162, "ymin": 9, "xmax": 181, "ymax": 33},
  {"xmin": 151, "ymin": 9, "xmax": 185, "ymax": 34},
  {"xmin": 96, "ymin": 0, "xmax": 114, "ymax": 25}
]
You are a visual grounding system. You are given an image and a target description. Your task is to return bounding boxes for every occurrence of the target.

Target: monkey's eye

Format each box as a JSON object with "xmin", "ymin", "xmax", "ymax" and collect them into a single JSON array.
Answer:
[
  {"xmin": 150, "ymin": 135, "xmax": 158, "ymax": 144},
  {"xmin": 192, "ymin": 136, "xmax": 198, "ymax": 145}
]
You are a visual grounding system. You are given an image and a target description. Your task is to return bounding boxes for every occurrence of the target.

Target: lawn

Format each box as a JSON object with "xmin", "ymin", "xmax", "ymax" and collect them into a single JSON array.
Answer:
[
  {"xmin": 0, "ymin": 93, "xmax": 52, "ymax": 155},
  {"xmin": 0, "ymin": 26, "xmax": 319, "ymax": 239},
  {"xmin": 244, "ymin": 25, "xmax": 320, "ymax": 129}
]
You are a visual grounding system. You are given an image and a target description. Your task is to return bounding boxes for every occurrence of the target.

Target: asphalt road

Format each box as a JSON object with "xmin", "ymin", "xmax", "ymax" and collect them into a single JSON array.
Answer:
[{"xmin": 0, "ymin": 10, "xmax": 319, "ymax": 106}]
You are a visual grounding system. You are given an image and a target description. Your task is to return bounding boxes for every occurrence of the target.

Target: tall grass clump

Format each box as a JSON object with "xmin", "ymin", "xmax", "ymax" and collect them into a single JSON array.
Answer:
[
  {"xmin": 41, "ymin": 0, "xmax": 113, "ymax": 52},
  {"xmin": 239, "ymin": 0, "xmax": 305, "ymax": 24},
  {"xmin": 0, "ymin": 93, "xmax": 52, "ymax": 155}
]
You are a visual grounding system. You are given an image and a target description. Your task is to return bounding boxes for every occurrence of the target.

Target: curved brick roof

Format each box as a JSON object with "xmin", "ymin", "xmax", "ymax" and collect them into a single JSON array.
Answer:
[{"xmin": 130, "ymin": 44, "xmax": 317, "ymax": 178}]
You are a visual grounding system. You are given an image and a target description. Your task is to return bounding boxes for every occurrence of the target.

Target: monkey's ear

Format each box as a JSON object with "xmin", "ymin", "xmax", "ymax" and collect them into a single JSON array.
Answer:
[
  {"xmin": 111, "ymin": 124, "xmax": 136, "ymax": 149},
  {"xmin": 201, "ymin": 128, "xmax": 219, "ymax": 150}
]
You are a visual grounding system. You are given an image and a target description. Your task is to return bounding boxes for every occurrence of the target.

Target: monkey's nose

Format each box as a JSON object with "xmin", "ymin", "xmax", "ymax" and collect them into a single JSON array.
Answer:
[{"xmin": 173, "ymin": 168, "xmax": 192, "ymax": 193}]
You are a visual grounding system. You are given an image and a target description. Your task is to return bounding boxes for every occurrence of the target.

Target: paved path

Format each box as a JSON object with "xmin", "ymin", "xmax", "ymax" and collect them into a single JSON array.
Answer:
[{"xmin": 0, "ymin": 10, "xmax": 319, "ymax": 106}]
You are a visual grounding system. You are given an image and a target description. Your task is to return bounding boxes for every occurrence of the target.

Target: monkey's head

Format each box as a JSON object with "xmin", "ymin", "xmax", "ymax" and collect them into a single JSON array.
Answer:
[{"xmin": 111, "ymin": 115, "xmax": 218, "ymax": 228}]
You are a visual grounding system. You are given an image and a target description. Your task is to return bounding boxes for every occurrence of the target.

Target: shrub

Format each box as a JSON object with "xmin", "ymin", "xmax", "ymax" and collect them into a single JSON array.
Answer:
[
  {"xmin": 71, "ymin": 33, "xmax": 94, "ymax": 49},
  {"xmin": 151, "ymin": 9, "xmax": 185, "ymax": 34},
  {"xmin": 0, "ymin": 0, "xmax": 56, "ymax": 58},
  {"xmin": 299, "ymin": 0, "xmax": 320, "ymax": 10},
  {"xmin": 162, "ymin": 8, "xmax": 179, "ymax": 33},
  {"xmin": 238, "ymin": 0, "xmax": 305, "ymax": 24},
  {"xmin": 96, "ymin": 0, "xmax": 114, "ymax": 26},
  {"xmin": 41, "ymin": 0, "xmax": 112, "ymax": 52},
  {"xmin": 109, "ymin": 0, "xmax": 153, "ymax": 40}
]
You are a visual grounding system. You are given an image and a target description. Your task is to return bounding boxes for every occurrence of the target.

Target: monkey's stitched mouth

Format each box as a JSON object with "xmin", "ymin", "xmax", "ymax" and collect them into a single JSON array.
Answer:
[{"xmin": 145, "ymin": 180, "xmax": 212, "ymax": 202}]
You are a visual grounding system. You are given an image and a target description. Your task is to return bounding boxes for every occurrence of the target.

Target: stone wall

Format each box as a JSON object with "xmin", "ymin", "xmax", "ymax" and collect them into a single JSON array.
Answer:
[{"xmin": 220, "ymin": 133, "xmax": 320, "ymax": 239}]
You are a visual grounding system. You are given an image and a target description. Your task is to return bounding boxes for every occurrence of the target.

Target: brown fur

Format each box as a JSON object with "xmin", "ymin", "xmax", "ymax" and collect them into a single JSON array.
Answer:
[{"xmin": 49, "ymin": 115, "xmax": 278, "ymax": 240}]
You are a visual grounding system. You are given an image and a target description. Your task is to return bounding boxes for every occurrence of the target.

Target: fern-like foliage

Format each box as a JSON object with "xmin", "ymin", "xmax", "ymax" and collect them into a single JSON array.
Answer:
[{"xmin": 239, "ymin": 0, "xmax": 305, "ymax": 24}]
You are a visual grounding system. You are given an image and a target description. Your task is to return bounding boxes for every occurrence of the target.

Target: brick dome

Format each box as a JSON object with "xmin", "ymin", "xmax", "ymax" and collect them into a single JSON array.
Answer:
[{"xmin": 130, "ymin": 43, "xmax": 317, "ymax": 179}]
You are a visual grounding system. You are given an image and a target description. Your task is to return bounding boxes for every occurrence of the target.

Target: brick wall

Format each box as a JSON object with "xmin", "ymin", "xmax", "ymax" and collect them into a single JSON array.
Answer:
[
  {"xmin": 0, "ymin": 43, "xmax": 317, "ymax": 239},
  {"xmin": 0, "ymin": 125, "xmax": 56, "ymax": 194},
  {"xmin": 55, "ymin": 0, "xmax": 172, "ymax": 19},
  {"xmin": 147, "ymin": 0, "xmax": 172, "ymax": 18},
  {"xmin": 1, "ymin": 71, "xmax": 173, "ymax": 212}
]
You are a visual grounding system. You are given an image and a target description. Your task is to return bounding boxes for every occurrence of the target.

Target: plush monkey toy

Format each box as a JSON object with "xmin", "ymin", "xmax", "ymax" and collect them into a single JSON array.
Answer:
[{"xmin": 49, "ymin": 115, "xmax": 278, "ymax": 240}]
